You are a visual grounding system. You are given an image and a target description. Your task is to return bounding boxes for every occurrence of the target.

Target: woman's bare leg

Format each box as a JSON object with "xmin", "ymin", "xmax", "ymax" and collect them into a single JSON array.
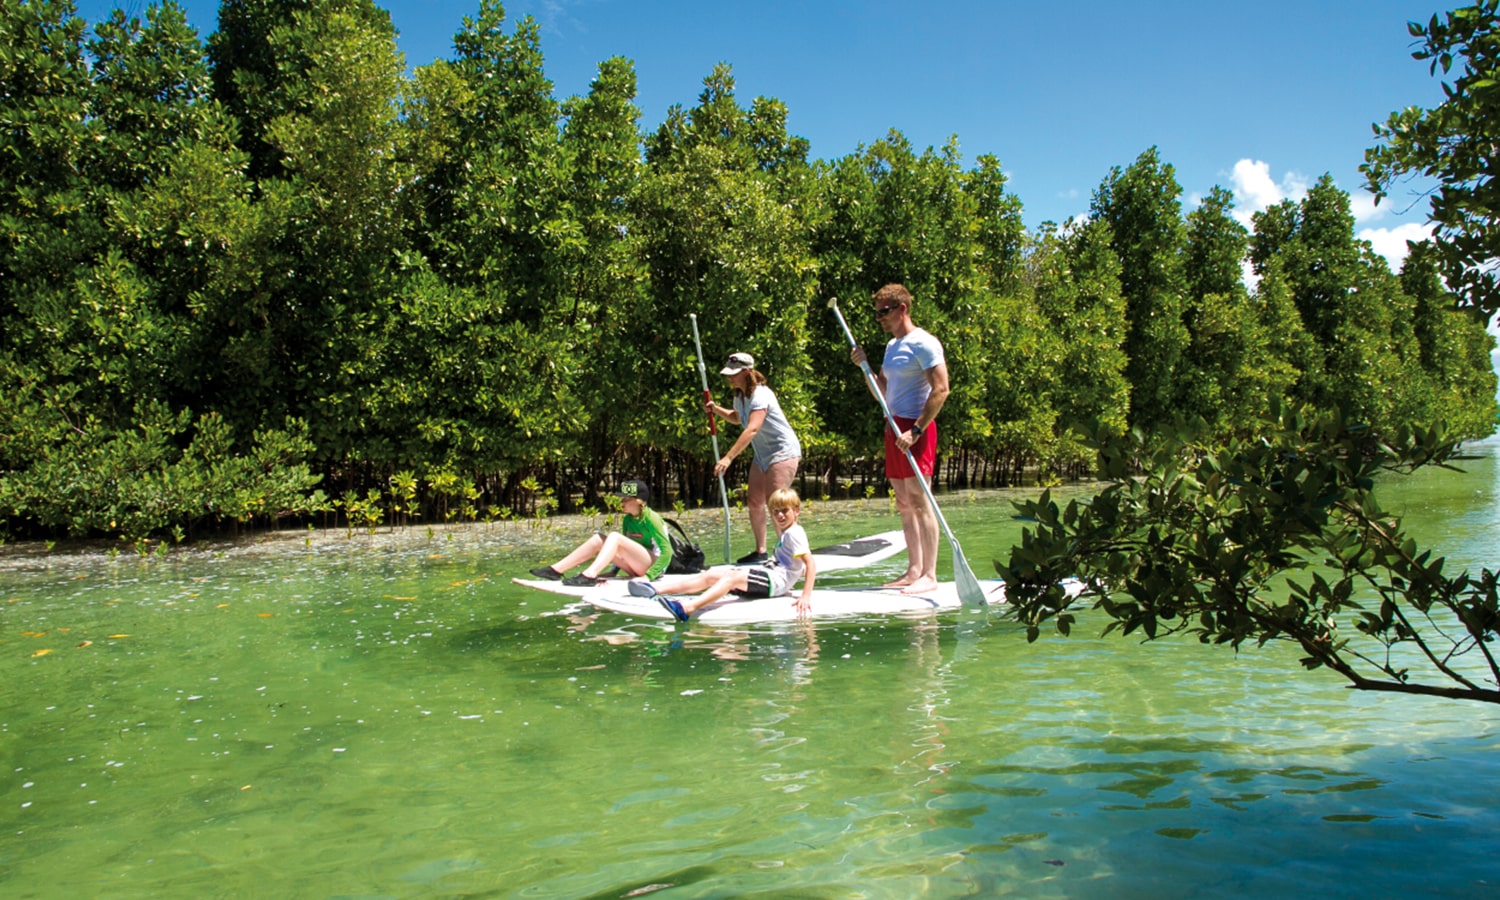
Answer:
[{"xmin": 747, "ymin": 464, "xmax": 770, "ymax": 554}]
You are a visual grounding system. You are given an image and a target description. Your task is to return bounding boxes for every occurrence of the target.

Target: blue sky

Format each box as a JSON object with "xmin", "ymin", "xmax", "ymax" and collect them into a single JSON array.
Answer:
[{"xmin": 76, "ymin": 0, "xmax": 1450, "ymax": 270}]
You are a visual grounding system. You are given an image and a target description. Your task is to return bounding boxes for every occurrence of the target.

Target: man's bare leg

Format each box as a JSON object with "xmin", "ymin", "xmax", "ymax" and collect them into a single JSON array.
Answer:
[
  {"xmin": 884, "ymin": 478, "xmax": 921, "ymax": 588},
  {"xmin": 890, "ymin": 476, "xmax": 939, "ymax": 593}
]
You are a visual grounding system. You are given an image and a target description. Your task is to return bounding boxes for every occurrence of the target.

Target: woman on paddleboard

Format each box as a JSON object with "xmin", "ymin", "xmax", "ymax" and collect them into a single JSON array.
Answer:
[{"xmin": 705, "ymin": 352, "xmax": 802, "ymax": 564}]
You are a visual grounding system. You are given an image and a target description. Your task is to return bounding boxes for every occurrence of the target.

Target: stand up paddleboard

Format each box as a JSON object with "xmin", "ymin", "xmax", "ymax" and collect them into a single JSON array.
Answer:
[
  {"xmin": 536, "ymin": 577, "xmax": 1081, "ymax": 625},
  {"xmin": 586, "ymin": 580, "xmax": 979, "ymax": 624},
  {"xmin": 511, "ymin": 528, "xmax": 1082, "ymax": 623},
  {"xmin": 511, "ymin": 529, "xmax": 907, "ymax": 601},
  {"xmin": 796, "ymin": 530, "xmax": 907, "ymax": 572}
]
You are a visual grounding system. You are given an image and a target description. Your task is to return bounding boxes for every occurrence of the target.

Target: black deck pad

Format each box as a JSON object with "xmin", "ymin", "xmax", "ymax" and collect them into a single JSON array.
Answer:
[{"xmin": 811, "ymin": 537, "xmax": 893, "ymax": 557}]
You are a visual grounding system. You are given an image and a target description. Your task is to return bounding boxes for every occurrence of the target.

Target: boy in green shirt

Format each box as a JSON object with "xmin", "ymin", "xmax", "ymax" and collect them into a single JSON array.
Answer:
[{"xmin": 529, "ymin": 480, "xmax": 674, "ymax": 586}]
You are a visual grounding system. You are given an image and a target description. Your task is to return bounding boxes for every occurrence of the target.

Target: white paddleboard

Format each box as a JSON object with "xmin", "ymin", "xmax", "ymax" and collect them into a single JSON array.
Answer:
[
  {"xmin": 801, "ymin": 529, "xmax": 906, "ymax": 572},
  {"xmin": 511, "ymin": 529, "xmax": 907, "ymax": 601},
  {"xmin": 585, "ymin": 580, "xmax": 977, "ymax": 624},
  {"xmin": 587, "ymin": 577, "xmax": 1086, "ymax": 624},
  {"xmin": 573, "ymin": 577, "xmax": 1084, "ymax": 624}
]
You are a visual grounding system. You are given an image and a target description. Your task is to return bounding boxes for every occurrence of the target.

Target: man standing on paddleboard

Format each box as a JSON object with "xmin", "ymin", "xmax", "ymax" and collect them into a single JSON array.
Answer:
[{"xmin": 849, "ymin": 284, "xmax": 950, "ymax": 594}]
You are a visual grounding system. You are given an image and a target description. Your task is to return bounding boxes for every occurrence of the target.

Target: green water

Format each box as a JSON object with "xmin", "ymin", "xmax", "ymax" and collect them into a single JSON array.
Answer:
[{"xmin": 2, "ymin": 446, "xmax": 1498, "ymax": 898}]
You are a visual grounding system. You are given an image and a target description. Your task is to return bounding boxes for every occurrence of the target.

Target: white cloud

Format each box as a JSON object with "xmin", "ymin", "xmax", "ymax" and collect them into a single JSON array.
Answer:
[
  {"xmin": 1357, "ymin": 222, "xmax": 1434, "ymax": 271},
  {"xmin": 1227, "ymin": 159, "xmax": 1309, "ymax": 227},
  {"xmin": 1348, "ymin": 191, "xmax": 1385, "ymax": 225},
  {"xmin": 1225, "ymin": 158, "xmax": 1433, "ymax": 271}
]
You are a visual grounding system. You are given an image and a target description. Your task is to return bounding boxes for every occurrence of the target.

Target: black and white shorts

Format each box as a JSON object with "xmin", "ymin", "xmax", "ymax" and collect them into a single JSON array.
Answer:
[{"xmin": 738, "ymin": 565, "xmax": 792, "ymax": 599}]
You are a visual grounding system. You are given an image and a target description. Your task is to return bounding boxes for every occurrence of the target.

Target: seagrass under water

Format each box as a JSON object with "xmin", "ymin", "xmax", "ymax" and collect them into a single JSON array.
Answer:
[{"xmin": 1, "ymin": 446, "xmax": 1497, "ymax": 897}]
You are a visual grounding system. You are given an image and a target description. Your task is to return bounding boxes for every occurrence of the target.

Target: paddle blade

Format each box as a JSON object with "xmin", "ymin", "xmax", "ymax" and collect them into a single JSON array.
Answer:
[{"xmin": 950, "ymin": 540, "xmax": 988, "ymax": 608}]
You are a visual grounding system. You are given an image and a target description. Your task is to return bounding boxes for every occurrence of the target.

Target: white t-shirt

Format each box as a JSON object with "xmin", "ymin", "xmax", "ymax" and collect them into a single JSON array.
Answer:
[
  {"xmin": 765, "ymin": 522, "xmax": 809, "ymax": 595},
  {"xmin": 881, "ymin": 328, "xmax": 945, "ymax": 420}
]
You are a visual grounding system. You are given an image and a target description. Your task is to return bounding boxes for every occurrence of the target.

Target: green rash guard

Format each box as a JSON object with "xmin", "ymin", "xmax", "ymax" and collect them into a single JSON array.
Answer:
[{"xmin": 624, "ymin": 505, "xmax": 674, "ymax": 580}]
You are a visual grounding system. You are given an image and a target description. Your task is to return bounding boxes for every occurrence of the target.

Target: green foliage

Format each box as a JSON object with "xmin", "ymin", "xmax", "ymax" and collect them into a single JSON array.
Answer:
[
  {"xmin": 1003, "ymin": 406, "xmax": 1500, "ymax": 703},
  {"xmin": 1364, "ymin": 0, "xmax": 1500, "ymax": 322},
  {"xmin": 1401, "ymin": 243, "xmax": 1500, "ymax": 436},
  {"xmin": 1251, "ymin": 177, "xmax": 1496, "ymax": 437},
  {"xmin": 1022, "ymin": 219, "xmax": 1130, "ymax": 440},
  {"xmin": 417, "ymin": 0, "xmax": 566, "ymax": 319},
  {"xmin": 808, "ymin": 132, "xmax": 1048, "ymax": 471},
  {"xmin": 1178, "ymin": 187, "xmax": 1262, "ymax": 431},
  {"xmin": 0, "ymin": 405, "xmax": 325, "ymax": 541},
  {"xmin": 360, "ymin": 271, "xmax": 587, "ymax": 473},
  {"xmin": 1091, "ymin": 148, "xmax": 1192, "ymax": 431},
  {"xmin": 635, "ymin": 65, "xmax": 819, "ymax": 474},
  {"xmin": 0, "ymin": 0, "xmax": 94, "ymax": 289},
  {"xmin": 0, "ymin": 1, "xmax": 1494, "ymax": 546}
]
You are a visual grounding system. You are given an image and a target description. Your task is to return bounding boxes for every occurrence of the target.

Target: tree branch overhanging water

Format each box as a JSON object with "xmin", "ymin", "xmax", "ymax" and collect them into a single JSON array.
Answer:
[{"xmin": 1001, "ymin": 405, "xmax": 1500, "ymax": 705}]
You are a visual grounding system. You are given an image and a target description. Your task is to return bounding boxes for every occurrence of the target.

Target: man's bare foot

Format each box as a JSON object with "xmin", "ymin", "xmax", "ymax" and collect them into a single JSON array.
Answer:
[
  {"xmin": 900, "ymin": 577, "xmax": 940, "ymax": 595},
  {"xmin": 882, "ymin": 575, "xmax": 916, "ymax": 589}
]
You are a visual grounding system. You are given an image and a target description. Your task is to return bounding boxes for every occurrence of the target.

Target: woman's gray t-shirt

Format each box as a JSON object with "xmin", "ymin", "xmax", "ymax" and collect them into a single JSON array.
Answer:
[{"xmin": 733, "ymin": 384, "xmax": 801, "ymax": 471}]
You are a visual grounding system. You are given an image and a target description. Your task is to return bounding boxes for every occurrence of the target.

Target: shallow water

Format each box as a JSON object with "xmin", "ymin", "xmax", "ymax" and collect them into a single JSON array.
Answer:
[{"xmin": 2, "ymin": 446, "xmax": 1497, "ymax": 898}]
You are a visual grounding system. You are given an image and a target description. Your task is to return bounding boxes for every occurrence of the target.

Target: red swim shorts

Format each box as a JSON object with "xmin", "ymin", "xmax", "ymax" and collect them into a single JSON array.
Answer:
[{"xmin": 884, "ymin": 416, "xmax": 937, "ymax": 479}]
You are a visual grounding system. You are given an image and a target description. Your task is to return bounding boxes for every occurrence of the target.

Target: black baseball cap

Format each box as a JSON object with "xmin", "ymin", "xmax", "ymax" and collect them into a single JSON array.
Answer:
[{"xmin": 618, "ymin": 480, "xmax": 650, "ymax": 504}]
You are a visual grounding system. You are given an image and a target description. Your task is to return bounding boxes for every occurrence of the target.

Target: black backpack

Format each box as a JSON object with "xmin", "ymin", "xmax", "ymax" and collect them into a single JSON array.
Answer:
[{"xmin": 663, "ymin": 518, "xmax": 706, "ymax": 574}]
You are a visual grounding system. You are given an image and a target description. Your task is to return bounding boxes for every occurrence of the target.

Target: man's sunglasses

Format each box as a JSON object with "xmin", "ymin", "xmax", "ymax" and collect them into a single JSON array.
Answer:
[{"xmin": 874, "ymin": 304, "xmax": 901, "ymax": 318}]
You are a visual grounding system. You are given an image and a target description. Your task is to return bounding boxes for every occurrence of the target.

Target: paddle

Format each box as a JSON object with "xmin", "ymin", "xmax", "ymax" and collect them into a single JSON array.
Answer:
[
  {"xmin": 827, "ymin": 297, "xmax": 988, "ymax": 608},
  {"xmin": 690, "ymin": 313, "xmax": 733, "ymax": 564}
]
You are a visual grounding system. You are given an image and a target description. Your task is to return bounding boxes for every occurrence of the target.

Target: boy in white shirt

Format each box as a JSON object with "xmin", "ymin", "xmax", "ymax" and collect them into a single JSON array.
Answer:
[{"xmin": 630, "ymin": 488, "xmax": 817, "ymax": 620}]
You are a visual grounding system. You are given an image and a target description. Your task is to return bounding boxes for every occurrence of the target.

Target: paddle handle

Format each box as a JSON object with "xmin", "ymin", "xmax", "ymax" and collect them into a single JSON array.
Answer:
[
  {"xmin": 690, "ymin": 313, "xmax": 733, "ymax": 564},
  {"xmin": 701, "ymin": 388, "xmax": 718, "ymax": 436},
  {"xmin": 689, "ymin": 314, "xmax": 723, "ymax": 449},
  {"xmin": 829, "ymin": 299, "xmax": 907, "ymax": 441}
]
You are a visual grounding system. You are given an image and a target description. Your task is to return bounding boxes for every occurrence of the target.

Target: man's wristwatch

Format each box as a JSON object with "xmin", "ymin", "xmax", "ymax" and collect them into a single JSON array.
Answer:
[{"xmin": 909, "ymin": 423, "xmax": 924, "ymax": 440}]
